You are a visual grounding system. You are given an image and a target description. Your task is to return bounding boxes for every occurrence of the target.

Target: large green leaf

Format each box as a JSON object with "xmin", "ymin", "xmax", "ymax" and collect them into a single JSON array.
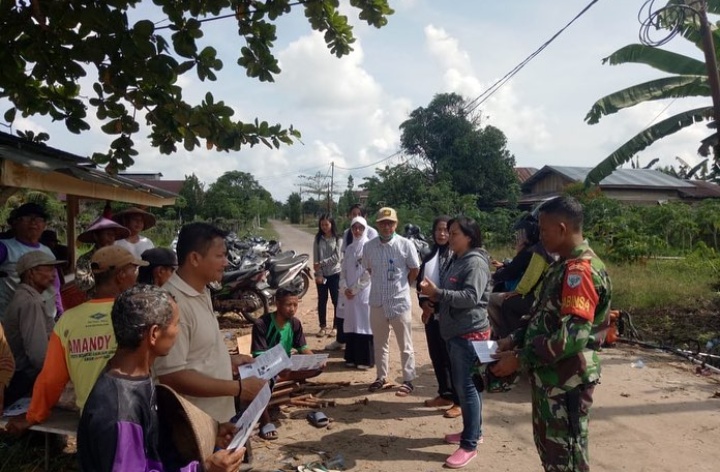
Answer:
[
  {"xmin": 584, "ymin": 106, "xmax": 713, "ymax": 186},
  {"xmin": 602, "ymin": 44, "xmax": 707, "ymax": 75},
  {"xmin": 585, "ymin": 76, "xmax": 709, "ymax": 124}
]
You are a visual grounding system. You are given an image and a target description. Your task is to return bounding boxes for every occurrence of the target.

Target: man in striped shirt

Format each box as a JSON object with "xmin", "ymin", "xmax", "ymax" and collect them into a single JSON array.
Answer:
[{"xmin": 363, "ymin": 207, "xmax": 420, "ymax": 397}]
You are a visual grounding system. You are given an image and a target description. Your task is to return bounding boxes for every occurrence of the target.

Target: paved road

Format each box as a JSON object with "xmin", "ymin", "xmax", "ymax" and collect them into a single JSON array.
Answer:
[{"xmin": 270, "ymin": 219, "xmax": 314, "ymax": 259}]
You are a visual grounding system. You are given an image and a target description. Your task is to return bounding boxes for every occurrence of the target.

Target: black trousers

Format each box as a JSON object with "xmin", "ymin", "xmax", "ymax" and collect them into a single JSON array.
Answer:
[
  {"xmin": 4, "ymin": 369, "xmax": 37, "ymax": 408},
  {"xmin": 316, "ymin": 273, "xmax": 340, "ymax": 329},
  {"xmin": 344, "ymin": 333, "xmax": 374, "ymax": 366},
  {"xmin": 424, "ymin": 316, "xmax": 458, "ymax": 403}
]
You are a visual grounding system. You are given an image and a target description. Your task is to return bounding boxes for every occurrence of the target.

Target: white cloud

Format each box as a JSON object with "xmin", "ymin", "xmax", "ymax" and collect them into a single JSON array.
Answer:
[
  {"xmin": 423, "ymin": 24, "xmax": 552, "ymax": 154},
  {"xmin": 276, "ymin": 32, "xmax": 382, "ymax": 114},
  {"xmin": 12, "ymin": 117, "xmax": 47, "ymax": 135}
]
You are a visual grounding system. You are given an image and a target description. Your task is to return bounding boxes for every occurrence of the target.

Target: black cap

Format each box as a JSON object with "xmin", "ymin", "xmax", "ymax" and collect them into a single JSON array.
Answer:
[
  {"xmin": 40, "ymin": 230, "xmax": 59, "ymax": 245},
  {"xmin": 8, "ymin": 203, "xmax": 49, "ymax": 224},
  {"xmin": 141, "ymin": 248, "xmax": 178, "ymax": 267}
]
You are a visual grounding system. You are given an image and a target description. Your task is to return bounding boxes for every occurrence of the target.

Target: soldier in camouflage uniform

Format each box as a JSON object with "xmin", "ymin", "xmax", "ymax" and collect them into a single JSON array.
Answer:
[{"xmin": 491, "ymin": 196, "xmax": 612, "ymax": 472}]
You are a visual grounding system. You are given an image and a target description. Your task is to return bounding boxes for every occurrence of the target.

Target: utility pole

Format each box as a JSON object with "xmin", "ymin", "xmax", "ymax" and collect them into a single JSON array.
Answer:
[
  {"xmin": 696, "ymin": 0, "xmax": 720, "ymax": 157},
  {"xmin": 329, "ymin": 161, "xmax": 334, "ymax": 217}
]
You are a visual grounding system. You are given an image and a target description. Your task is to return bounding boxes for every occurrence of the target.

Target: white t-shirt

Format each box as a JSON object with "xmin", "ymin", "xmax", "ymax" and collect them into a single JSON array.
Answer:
[{"xmin": 114, "ymin": 236, "xmax": 154, "ymax": 259}]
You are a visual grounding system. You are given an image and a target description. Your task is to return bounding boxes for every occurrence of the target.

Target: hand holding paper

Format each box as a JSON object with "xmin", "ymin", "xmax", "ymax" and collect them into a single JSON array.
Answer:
[{"xmin": 472, "ymin": 340, "xmax": 499, "ymax": 364}]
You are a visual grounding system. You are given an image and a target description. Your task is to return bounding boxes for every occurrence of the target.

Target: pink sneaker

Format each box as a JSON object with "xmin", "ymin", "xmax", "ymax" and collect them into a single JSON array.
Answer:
[
  {"xmin": 445, "ymin": 447, "xmax": 478, "ymax": 469},
  {"xmin": 444, "ymin": 432, "xmax": 484, "ymax": 445}
]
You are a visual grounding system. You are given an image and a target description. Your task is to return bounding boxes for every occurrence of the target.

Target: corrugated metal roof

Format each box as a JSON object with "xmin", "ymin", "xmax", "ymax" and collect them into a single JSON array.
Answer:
[
  {"xmin": 678, "ymin": 180, "xmax": 720, "ymax": 198},
  {"xmin": 514, "ymin": 167, "xmax": 538, "ymax": 183},
  {"xmin": 528, "ymin": 165, "xmax": 695, "ymax": 189},
  {"xmin": 0, "ymin": 132, "xmax": 177, "ymax": 206}
]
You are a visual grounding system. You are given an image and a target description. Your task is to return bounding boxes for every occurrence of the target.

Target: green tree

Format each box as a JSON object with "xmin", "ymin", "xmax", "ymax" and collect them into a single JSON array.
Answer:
[
  {"xmin": 203, "ymin": 171, "xmax": 273, "ymax": 225},
  {"xmin": 287, "ymin": 192, "xmax": 302, "ymax": 224},
  {"xmin": 695, "ymin": 198, "xmax": 720, "ymax": 249},
  {"xmin": 303, "ymin": 197, "xmax": 321, "ymax": 218},
  {"xmin": 362, "ymin": 164, "xmax": 427, "ymax": 210},
  {"xmin": 178, "ymin": 173, "xmax": 205, "ymax": 221},
  {"xmin": 583, "ymin": 0, "xmax": 720, "ymax": 186},
  {"xmin": 337, "ymin": 175, "xmax": 356, "ymax": 217},
  {"xmin": 399, "ymin": 92, "xmax": 518, "ymax": 208},
  {"xmin": 0, "ymin": 0, "xmax": 393, "ymax": 171}
]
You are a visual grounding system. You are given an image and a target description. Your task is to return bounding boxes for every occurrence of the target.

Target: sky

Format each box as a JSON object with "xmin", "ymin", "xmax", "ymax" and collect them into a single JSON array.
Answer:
[{"xmin": 7, "ymin": 0, "xmax": 714, "ymax": 201}]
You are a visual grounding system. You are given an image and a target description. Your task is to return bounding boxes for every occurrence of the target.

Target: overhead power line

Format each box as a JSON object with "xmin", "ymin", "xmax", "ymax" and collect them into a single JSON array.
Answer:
[
  {"xmin": 334, "ymin": 151, "xmax": 402, "ymax": 171},
  {"xmin": 463, "ymin": 0, "xmax": 601, "ymax": 115},
  {"xmin": 154, "ymin": 1, "xmax": 310, "ymax": 30}
]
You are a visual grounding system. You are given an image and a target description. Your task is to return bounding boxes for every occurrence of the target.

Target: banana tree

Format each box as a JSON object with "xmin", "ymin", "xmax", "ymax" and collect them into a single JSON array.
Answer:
[{"xmin": 584, "ymin": 0, "xmax": 720, "ymax": 186}]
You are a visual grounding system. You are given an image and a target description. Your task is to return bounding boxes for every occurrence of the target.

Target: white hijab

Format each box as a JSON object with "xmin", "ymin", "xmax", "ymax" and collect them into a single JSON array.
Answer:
[{"xmin": 348, "ymin": 216, "xmax": 369, "ymax": 260}]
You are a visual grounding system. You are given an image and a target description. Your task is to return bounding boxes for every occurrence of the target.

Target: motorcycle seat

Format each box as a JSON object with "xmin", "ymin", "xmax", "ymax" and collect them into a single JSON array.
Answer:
[
  {"xmin": 269, "ymin": 254, "xmax": 308, "ymax": 273},
  {"xmin": 268, "ymin": 251, "xmax": 296, "ymax": 264},
  {"xmin": 222, "ymin": 266, "xmax": 261, "ymax": 284}
]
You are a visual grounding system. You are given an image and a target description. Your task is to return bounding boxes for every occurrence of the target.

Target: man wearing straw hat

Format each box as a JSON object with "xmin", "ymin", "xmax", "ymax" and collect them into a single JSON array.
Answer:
[
  {"xmin": 112, "ymin": 207, "xmax": 156, "ymax": 259},
  {"xmin": 75, "ymin": 217, "xmax": 131, "ymax": 292},
  {"xmin": 78, "ymin": 285, "xmax": 245, "ymax": 472}
]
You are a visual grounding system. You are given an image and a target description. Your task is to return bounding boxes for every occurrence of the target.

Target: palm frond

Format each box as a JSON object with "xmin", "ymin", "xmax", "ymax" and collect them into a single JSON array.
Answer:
[
  {"xmin": 585, "ymin": 76, "xmax": 709, "ymax": 124},
  {"xmin": 584, "ymin": 106, "xmax": 713, "ymax": 186}
]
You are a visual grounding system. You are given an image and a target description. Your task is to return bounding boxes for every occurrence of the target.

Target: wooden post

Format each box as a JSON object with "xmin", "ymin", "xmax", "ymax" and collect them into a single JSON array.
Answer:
[{"xmin": 66, "ymin": 195, "xmax": 79, "ymax": 272}]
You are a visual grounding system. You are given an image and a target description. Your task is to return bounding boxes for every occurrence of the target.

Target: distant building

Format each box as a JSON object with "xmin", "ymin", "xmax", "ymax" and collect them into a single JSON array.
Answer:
[
  {"xmin": 120, "ymin": 172, "xmax": 185, "ymax": 195},
  {"xmin": 518, "ymin": 165, "xmax": 720, "ymax": 208},
  {"xmin": 352, "ymin": 189, "xmax": 369, "ymax": 207},
  {"xmin": 514, "ymin": 167, "xmax": 538, "ymax": 184}
]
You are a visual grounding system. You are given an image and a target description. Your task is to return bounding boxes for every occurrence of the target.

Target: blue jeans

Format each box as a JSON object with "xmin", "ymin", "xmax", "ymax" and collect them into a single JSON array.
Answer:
[{"xmin": 448, "ymin": 336, "xmax": 483, "ymax": 451}]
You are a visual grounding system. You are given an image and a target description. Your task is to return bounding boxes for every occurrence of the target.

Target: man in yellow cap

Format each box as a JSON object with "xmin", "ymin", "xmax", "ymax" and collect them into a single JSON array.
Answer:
[{"xmin": 362, "ymin": 207, "xmax": 420, "ymax": 397}]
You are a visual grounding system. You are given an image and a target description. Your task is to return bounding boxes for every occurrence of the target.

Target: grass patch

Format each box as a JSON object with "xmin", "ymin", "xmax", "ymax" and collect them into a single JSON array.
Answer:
[
  {"xmin": 487, "ymin": 245, "xmax": 720, "ymax": 342},
  {"xmin": 0, "ymin": 433, "xmax": 77, "ymax": 471},
  {"xmin": 608, "ymin": 257, "xmax": 718, "ymax": 312}
]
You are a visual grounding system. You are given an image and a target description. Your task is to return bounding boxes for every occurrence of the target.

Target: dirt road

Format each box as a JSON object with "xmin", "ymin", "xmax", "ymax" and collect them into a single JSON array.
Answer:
[{"xmin": 248, "ymin": 220, "xmax": 720, "ymax": 472}]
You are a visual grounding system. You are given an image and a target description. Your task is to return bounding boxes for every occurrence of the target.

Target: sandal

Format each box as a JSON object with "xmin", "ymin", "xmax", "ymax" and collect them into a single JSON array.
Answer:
[
  {"xmin": 317, "ymin": 327, "xmax": 328, "ymax": 338},
  {"xmin": 444, "ymin": 404, "xmax": 462, "ymax": 418},
  {"xmin": 259, "ymin": 422, "xmax": 278, "ymax": 440},
  {"xmin": 368, "ymin": 378, "xmax": 386, "ymax": 392},
  {"xmin": 306, "ymin": 410, "xmax": 329, "ymax": 428},
  {"xmin": 395, "ymin": 381, "xmax": 414, "ymax": 397}
]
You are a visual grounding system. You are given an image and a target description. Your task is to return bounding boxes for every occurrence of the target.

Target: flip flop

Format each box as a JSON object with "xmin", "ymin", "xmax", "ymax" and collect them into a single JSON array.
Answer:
[
  {"xmin": 259, "ymin": 422, "xmax": 278, "ymax": 440},
  {"xmin": 395, "ymin": 381, "xmax": 414, "ymax": 397},
  {"xmin": 306, "ymin": 410, "xmax": 329, "ymax": 428}
]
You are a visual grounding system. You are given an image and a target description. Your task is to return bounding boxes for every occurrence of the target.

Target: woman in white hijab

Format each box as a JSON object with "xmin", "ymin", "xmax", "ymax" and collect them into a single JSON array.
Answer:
[{"xmin": 339, "ymin": 216, "xmax": 373, "ymax": 369}]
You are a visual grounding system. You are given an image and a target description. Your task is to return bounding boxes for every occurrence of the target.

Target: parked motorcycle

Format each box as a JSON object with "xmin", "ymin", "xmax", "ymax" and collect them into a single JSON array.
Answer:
[
  {"xmin": 212, "ymin": 240, "xmax": 311, "ymax": 322},
  {"xmin": 404, "ymin": 223, "xmax": 432, "ymax": 260}
]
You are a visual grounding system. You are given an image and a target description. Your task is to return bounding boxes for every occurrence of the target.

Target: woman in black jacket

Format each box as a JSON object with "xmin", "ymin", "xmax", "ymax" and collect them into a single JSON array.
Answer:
[{"xmin": 417, "ymin": 216, "xmax": 460, "ymax": 418}]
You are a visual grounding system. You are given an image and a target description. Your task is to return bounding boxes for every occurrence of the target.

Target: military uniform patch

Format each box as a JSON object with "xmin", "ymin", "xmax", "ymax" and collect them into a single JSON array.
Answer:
[
  {"xmin": 560, "ymin": 259, "xmax": 598, "ymax": 322},
  {"xmin": 567, "ymin": 274, "xmax": 582, "ymax": 288}
]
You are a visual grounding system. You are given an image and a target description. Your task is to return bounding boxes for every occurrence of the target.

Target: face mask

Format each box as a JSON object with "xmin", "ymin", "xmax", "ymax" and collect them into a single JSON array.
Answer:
[{"xmin": 379, "ymin": 232, "xmax": 396, "ymax": 242}]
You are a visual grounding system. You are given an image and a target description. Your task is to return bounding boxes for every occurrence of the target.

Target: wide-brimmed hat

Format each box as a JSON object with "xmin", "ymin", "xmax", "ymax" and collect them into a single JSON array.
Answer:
[
  {"xmin": 8, "ymin": 203, "xmax": 49, "ymax": 225},
  {"xmin": 156, "ymin": 384, "xmax": 218, "ymax": 463},
  {"xmin": 78, "ymin": 217, "xmax": 131, "ymax": 244},
  {"xmin": 91, "ymin": 246, "xmax": 148, "ymax": 273},
  {"xmin": 141, "ymin": 248, "xmax": 178, "ymax": 267},
  {"xmin": 16, "ymin": 250, "xmax": 66, "ymax": 274},
  {"xmin": 375, "ymin": 207, "xmax": 398, "ymax": 223},
  {"xmin": 111, "ymin": 207, "xmax": 156, "ymax": 230}
]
